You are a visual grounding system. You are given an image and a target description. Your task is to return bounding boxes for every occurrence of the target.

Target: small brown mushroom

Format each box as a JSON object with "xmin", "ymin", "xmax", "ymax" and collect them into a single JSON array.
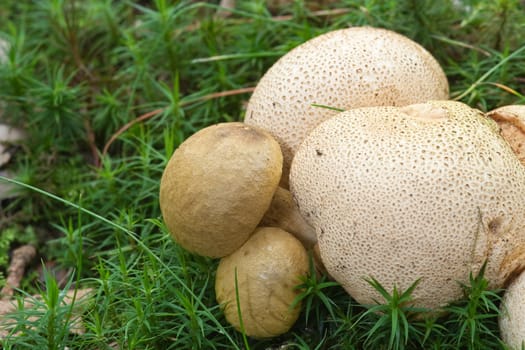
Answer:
[
  {"xmin": 159, "ymin": 122, "xmax": 283, "ymax": 258},
  {"xmin": 260, "ymin": 188, "xmax": 328, "ymax": 277},
  {"xmin": 215, "ymin": 227, "xmax": 309, "ymax": 338},
  {"xmin": 260, "ymin": 186, "xmax": 317, "ymax": 249}
]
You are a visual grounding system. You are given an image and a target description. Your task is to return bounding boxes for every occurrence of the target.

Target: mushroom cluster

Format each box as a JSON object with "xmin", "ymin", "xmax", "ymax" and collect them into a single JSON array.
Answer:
[
  {"xmin": 159, "ymin": 26, "xmax": 525, "ymax": 347},
  {"xmin": 160, "ymin": 122, "xmax": 312, "ymax": 338},
  {"xmin": 245, "ymin": 26, "xmax": 449, "ymax": 187}
]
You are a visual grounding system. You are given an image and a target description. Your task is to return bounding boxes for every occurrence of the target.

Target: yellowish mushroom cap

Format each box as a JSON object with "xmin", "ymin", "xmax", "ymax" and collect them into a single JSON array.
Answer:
[
  {"xmin": 159, "ymin": 122, "xmax": 283, "ymax": 258},
  {"xmin": 215, "ymin": 227, "xmax": 309, "ymax": 338},
  {"xmin": 290, "ymin": 100, "xmax": 525, "ymax": 310},
  {"xmin": 245, "ymin": 26, "xmax": 449, "ymax": 187}
]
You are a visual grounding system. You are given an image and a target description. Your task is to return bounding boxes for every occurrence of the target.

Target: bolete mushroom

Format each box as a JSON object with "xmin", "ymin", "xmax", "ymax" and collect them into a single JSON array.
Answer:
[
  {"xmin": 500, "ymin": 270, "xmax": 525, "ymax": 349},
  {"xmin": 290, "ymin": 100, "xmax": 525, "ymax": 310},
  {"xmin": 487, "ymin": 105, "xmax": 525, "ymax": 165},
  {"xmin": 245, "ymin": 26, "xmax": 449, "ymax": 187},
  {"xmin": 215, "ymin": 226, "xmax": 309, "ymax": 338},
  {"xmin": 159, "ymin": 122, "xmax": 283, "ymax": 258}
]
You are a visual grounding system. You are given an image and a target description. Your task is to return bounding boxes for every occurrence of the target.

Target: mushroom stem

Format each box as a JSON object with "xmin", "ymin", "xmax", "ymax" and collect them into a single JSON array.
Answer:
[
  {"xmin": 260, "ymin": 187, "xmax": 317, "ymax": 249},
  {"xmin": 312, "ymin": 242, "xmax": 329, "ymax": 277}
]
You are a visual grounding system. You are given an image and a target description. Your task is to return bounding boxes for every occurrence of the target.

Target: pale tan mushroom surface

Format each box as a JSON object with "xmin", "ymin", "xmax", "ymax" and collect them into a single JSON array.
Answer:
[
  {"xmin": 487, "ymin": 105, "xmax": 525, "ymax": 165},
  {"xmin": 215, "ymin": 227, "xmax": 309, "ymax": 338},
  {"xmin": 159, "ymin": 122, "xmax": 283, "ymax": 258},
  {"xmin": 245, "ymin": 26, "xmax": 449, "ymax": 187},
  {"xmin": 500, "ymin": 270, "xmax": 525, "ymax": 349},
  {"xmin": 290, "ymin": 100, "xmax": 525, "ymax": 310},
  {"xmin": 260, "ymin": 186, "xmax": 317, "ymax": 248}
]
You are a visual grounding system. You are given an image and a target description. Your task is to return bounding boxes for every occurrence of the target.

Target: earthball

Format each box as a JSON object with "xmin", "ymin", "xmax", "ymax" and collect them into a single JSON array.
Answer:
[
  {"xmin": 245, "ymin": 26, "xmax": 449, "ymax": 187},
  {"xmin": 290, "ymin": 100, "xmax": 525, "ymax": 310}
]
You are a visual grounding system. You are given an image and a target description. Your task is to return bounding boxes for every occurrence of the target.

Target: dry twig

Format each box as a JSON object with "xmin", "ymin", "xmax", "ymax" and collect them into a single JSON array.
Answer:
[
  {"xmin": 216, "ymin": 0, "xmax": 236, "ymax": 18},
  {"xmin": 1, "ymin": 244, "xmax": 37, "ymax": 299},
  {"xmin": 100, "ymin": 86, "xmax": 255, "ymax": 163}
]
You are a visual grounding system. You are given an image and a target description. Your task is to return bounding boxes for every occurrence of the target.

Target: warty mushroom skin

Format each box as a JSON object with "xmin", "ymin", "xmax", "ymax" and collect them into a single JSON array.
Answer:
[
  {"xmin": 290, "ymin": 100, "xmax": 525, "ymax": 310},
  {"xmin": 245, "ymin": 26, "xmax": 449, "ymax": 187}
]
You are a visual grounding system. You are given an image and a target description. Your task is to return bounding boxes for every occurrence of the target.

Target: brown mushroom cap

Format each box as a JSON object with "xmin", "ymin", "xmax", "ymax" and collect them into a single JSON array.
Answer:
[
  {"xmin": 487, "ymin": 105, "xmax": 525, "ymax": 165},
  {"xmin": 215, "ymin": 226, "xmax": 309, "ymax": 338},
  {"xmin": 290, "ymin": 100, "xmax": 525, "ymax": 310},
  {"xmin": 245, "ymin": 26, "xmax": 449, "ymax": 187},
  {"xmin": 159, "ymin": 122, "xmax": 283, "ymax": 258},
  {"xmin": 500, "ymin": 270, "xmax": 525, "ymax": 349}
]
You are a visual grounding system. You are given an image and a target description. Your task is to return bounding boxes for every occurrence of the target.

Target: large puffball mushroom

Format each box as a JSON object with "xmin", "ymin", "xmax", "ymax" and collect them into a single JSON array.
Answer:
[
  {"xmin": 487, "ymin": 105, "xmax": 525, "ymax": 165},
  {"xmin": 245, "ymin": 26, "xmax": 449, "ymax": 187},
  {"xmin": 215, "ymin": 227, "xmax": 309, "ymax": 338},
  {"xmin": 500, "ymin": 270, "xmax": 525, "ymax": 349},
  {"xmin": 260, "ymin": 186, "xmax": 317, "ymax": 249},
  {"xmin": 290, "ymin": 100, "xmax": 525, "ymax": 310},
  {"xmin": 159, "ymin": 122, "xmax": 283, "ymax": 258}
]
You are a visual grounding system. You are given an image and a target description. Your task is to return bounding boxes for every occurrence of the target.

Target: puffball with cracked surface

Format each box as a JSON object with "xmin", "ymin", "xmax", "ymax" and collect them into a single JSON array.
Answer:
[
  {"xmin": 215, "ymin": 227, "xmax": 309, "ymax": 338},
  {"xmin": 245, "ymin": 26, "xmax": 449, "ymax": 187},
  {"xmin": 290, "ymin": 100, "xmax": 525, "ymax": 310},
  {"xmin": 159, "ymin": 122, "xmax": 283, "ymax": 258}
]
